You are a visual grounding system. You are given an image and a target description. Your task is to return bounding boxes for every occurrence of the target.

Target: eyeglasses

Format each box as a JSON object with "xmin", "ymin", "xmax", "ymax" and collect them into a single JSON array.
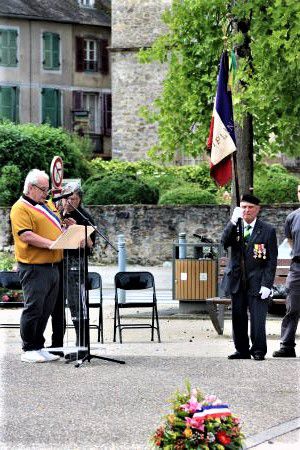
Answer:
[{"xmin": 32, "ymin": 184, "xmax": 50, "ymax": 194}]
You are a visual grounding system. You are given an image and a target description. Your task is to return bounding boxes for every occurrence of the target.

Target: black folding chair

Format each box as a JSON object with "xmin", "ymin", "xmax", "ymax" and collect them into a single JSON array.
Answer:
[
  {"xmin": 113, "ymin": 271, "xmax": 161, "ymax": 343},
  {"xmin": 88, "ymin": 272, "xmax": 104, "ymax": 343}
]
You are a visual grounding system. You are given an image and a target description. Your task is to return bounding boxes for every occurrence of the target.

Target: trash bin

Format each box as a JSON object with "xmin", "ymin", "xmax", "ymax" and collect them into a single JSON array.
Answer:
[{"xmin": 174, "ymin": 258, "xmax": 217, "ymax": 301}]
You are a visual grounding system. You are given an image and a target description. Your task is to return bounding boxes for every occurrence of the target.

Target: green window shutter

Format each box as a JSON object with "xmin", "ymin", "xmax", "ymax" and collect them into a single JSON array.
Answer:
[
  {"xmin": 43, "ymin": 32, "xmax": 60, "ymax": 70},
  {"xmin": 9, "ymin": 30, "xmax": 18, "ymax": 66},
  {"xmin": 0, "ymin": 29, "xmax": 18, "ymax": 67},
  {"xmin": 43, "ymin": 32, "xmax": 52, "ymax": 69},
  {"xmin": 42, "ymin": 88, "xmax": 61, "ymax": 127},
  {"xmin": 0, "ymin": 31, "xmax": 9, "ymax": 65},
  {"xmin": 0, "ymin": 86, "xmax": 19, "ymax": 122},
  {"xmin": 56, "ymin": 90, "xmax": 61, "ymax": 127},
  {"xmin": 52, "ymin": 34, "xmax": 60, "ymax": 69},
  {"xmin": 15, "ymin": 87, "xmax": 20, "ymax": 123}
]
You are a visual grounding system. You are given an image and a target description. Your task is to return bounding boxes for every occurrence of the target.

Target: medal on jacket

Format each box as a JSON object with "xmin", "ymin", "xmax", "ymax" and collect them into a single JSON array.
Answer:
[
  {"xmin": 254, "ymin": 244, "xmax": 259, "ymax": 258},
  {"xmin": 254, "ymin": 243, "xmax": 266, "ymax": 259}
]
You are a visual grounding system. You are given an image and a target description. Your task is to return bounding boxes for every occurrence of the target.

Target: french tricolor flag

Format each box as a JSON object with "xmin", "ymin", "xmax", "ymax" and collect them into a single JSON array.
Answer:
[
  {"xmin": 207, "ymin": 51, "xmax": 236, "ymax": 186},
  {"xmin": 194, "ymin": 404, "xmax": 232, "ymax": 420}
]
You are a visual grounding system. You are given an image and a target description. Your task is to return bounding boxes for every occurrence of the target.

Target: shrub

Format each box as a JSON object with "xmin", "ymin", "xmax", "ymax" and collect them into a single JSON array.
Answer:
[
  {"xmin": 89, "ymin": 158, "xmax": 214, "ymax": 180},
  {"xmin": 159, "ymin": 186, "xmax": 217, "ymax": 205},
  {"xmin": 0, "ymin": 122, "xmax": 93, "ymax": 205},
  {"xmin": 141, "ymin": 173, "xmax": 185, "ymax": 194},
  {"xmin": 83, "ymin": 173, "xmax": 159, "ymax": 205},
  {"xmin": 0, "ymin": 165, "xmax": 22, "ymax": 206},
  {"xmin": 0, "ymin": 252, "xmax": 15, "ymax": 270},
  {"xmin": 88, "ymin": 159, "xmax": 219, "ymax": 195},
  {"xmin": 254, "ymin": 163, "xmax": 299, "ymax": 203}
]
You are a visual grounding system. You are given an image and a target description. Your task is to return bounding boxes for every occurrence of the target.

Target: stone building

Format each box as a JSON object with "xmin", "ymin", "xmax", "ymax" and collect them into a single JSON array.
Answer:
[
  {"xmin": 0, "ymin": 0, "xmax": 112, "ymax": 157},
  {"xmin": 111, "ymin": 0, "xmax": 172, "ymax": 161}
]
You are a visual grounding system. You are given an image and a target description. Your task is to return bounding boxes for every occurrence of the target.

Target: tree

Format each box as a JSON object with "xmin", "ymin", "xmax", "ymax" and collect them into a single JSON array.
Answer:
[{"xmin": 139, "ymin": 0, "xmax": 300, "ymax": 193}]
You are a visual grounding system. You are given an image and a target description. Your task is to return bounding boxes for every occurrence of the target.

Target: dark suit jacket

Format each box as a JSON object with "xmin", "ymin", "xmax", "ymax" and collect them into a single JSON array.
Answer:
[{"xmin": 221, "ymin": 219, "xmax": 278, "ymax": 295}]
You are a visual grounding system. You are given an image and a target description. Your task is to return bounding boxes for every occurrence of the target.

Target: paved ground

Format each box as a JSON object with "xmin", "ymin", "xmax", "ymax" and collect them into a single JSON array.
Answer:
[{"xmin": 0, "ymin": 264, "xmax": 299, "ymax": 449}]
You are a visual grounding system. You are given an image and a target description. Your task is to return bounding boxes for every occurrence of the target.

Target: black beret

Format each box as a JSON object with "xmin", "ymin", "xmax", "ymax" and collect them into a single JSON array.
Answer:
[{"xmin": 241, "ymin": 193, "xmax": 260, "ymax": 205}]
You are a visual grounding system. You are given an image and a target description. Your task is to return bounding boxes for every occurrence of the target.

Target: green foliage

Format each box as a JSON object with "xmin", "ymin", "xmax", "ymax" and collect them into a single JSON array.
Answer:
[
  {"xmin": 159, "ymin": 186, "xmax": 217, "ymax": 205},
  {"xmin": 0, "ymin": 252, "xmax": 15, "ymax": 271},
  {"xmin": 138, "ymin": 0, "xmax": 300, "ymax": 161},
  {"xmin": 0, "ymin": 165, "xmax": 22, "ymax": 206},
  {"xmin": 83, "ymin": 173, "xmax": 159, "ymax": 205},
  {"xmin": 89, "ymin": 159, "xmax": 218, "ymax": 194},
  {"xmin": 254, "ymin": 164, "xmax": 299, "ymax": 203},
  {"xmin": 88, "ymin": 159, "xmax": 297, "ymax": 205},
  {"xmin": 232, "ymin": 0, "xmax": 300, "ymax": 157},
  {"xmin": 141, "ymin": 172, "xmax": 185, "ymax": 195},
  {"xmin": 0, "ymin": 122, "xmax": 93, "ymax": 205}
]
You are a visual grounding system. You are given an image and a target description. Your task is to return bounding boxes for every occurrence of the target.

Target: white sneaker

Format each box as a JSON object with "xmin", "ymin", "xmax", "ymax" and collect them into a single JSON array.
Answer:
[
  {"xmin": 21, "ymin": 350, "xmax": 47, "ymax": 363},
  {"xmin": 39, "ymin": 349, "xmax": 60, "ymax": 361}
]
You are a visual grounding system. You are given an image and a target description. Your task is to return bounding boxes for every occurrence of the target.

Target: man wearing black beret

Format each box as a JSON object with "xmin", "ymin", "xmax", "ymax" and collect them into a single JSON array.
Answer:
[{"xmin": 221, "ymin": 193, "xmax": 278, "ymax": 360}]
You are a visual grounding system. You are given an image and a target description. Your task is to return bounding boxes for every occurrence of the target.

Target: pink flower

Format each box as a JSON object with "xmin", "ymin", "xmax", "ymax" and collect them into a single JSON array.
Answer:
[
  {"xmin": 191, "ymin": 388, "xmax": 198, "ymax": 397},
  {"xmin": 204, "ymin": 394, "xmax": 217, "ymax": 403},
  {"xmin": 203, "ymin": 394, "xmax": 223, "ymax": 406},
  {"xmin": 182, "ymin": 396, "xmax": 201, "ymax": 413},
  {"xmin": 185, "ymin": 416, "xmax": 205, "ymax": 431},
  {"xmin": 2, "ymin": 294, "xmax": 10, "ymax": 302}
]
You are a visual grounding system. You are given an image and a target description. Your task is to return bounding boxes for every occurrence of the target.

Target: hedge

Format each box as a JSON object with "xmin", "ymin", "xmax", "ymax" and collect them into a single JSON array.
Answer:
[{"xmin": 0, "ymin": 122, "xmax": 92, "ymax": 205}]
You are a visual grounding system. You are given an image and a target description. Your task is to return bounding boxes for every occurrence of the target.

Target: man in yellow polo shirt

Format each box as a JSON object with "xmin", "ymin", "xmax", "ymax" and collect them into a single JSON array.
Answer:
[{"xmin": 10, "ymin": 169, "xmax": 63, "ymax": 363}]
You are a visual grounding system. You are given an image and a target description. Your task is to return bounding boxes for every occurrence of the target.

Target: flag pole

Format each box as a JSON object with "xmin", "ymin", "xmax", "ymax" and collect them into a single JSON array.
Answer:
[
  {"xmin": 207, "ymin": 50, "xmax": 246, "ymax": 285},
  {"xmin": 232, "ymin": 142, "xmax": 247, "ymax": 288}
]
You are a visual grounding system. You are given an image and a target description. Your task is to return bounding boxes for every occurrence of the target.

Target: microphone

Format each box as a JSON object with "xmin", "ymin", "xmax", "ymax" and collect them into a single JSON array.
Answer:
[{"xmin": 51, "ymin": 191, "xmax": 74, "ymax": 202}]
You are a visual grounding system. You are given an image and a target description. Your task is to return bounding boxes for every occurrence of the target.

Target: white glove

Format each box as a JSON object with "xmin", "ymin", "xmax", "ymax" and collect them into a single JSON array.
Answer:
[
  {"xmin": 230, "ymin": 207, "xmax": 243, "ymax": 225},
  {"xmin": 259, "ymin": 286, "xmax": 271, "ymax": 300}
]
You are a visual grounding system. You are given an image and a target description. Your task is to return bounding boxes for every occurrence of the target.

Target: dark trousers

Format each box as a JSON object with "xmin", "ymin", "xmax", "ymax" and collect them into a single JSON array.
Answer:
[
  {"xmin": 232, "ymin": 288, "xmax": 269, "ymax": 356},
  {"xmin": 18, "ymin": 263, "xmax": 60, "ymax": 351},
  {"xmin": 65, "ymin": 269, "xmax": 88, "ymax": 348},
  {"xmin": 280, "ymin": 262, "xmax": 300, "ymax": 349},
  {"xmin": 50, "ymin": 261, "xmax": 66, "ymax": 347}
]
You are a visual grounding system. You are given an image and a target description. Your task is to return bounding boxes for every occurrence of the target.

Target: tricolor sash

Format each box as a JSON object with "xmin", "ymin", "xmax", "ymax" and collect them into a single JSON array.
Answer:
[{"xmin": 20, "ymin": 198, "xmax": 62, "ymax": 232}]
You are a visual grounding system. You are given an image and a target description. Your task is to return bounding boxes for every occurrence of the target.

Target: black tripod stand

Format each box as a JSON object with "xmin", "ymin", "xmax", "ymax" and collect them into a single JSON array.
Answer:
[{"xmin": 63, "ymin": 202, "xmax": 125, "ymax": 367}]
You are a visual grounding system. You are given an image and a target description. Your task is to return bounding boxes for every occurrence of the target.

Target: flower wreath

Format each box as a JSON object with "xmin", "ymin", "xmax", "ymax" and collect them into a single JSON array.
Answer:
[{"xmin": 151, "ymin": 383, "xmax": 244, "ymax": 449}]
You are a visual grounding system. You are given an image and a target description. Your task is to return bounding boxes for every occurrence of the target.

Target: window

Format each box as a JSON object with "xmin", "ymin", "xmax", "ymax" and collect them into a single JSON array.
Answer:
[
  {"xmin": 75, "ymin": 37, "xmax": 109, "ymax": 74},
  {"xmin": 41, "ymin": 88, "xmax": 61, "ymax": 127},
  {"xmin": 0, "ymin": 86, "xmax": 19, "ymax": 122},
  {"xmin": 0, "ymin": 29, "xmax": 18, "ymax": 67},
  {"xmin": 78, "ymin": 0, "xmax": 95, "ymax": 7},
  {"xmin": 84, "ymin": 39, "xmax": 97, "ymax": 71},
  {"xmin": 72, "ymin": 91, "xmax": 111, "ymax": 136},
  {"xmin": 83, "ymin": 93, "xmax": 99, "ymax": 132},
  {"xmin": 43, "ymin": 32, "xmax": 60, "ymax": 70}
]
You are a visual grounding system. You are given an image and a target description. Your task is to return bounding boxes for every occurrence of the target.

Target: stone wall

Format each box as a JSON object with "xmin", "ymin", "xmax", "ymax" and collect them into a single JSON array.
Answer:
[
  {"xmin": 1, "ymin": 204, "xmax": 298, "ymax": 265},
  {"xmin": 111, "ymin": 0, "xmax": 171, "ymax": 160}
]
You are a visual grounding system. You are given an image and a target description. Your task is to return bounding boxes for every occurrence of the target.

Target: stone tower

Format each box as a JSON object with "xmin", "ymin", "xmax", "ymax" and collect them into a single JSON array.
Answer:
[{"xmin": 111, "ymin": 0, "xmax": 172, "ymax": 161}]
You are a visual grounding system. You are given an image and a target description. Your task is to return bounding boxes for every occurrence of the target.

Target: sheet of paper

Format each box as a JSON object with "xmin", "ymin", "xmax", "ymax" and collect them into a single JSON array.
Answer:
[{"xmin": 50, "ymin": 224, "xmax": 94, "ymax": 250}]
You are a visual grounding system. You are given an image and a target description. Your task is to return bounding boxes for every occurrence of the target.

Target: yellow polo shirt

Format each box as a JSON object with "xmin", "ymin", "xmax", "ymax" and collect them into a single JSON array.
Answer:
[{"xmin": 10, "ymin": 196, "xmax": 63, "ymax": 264}]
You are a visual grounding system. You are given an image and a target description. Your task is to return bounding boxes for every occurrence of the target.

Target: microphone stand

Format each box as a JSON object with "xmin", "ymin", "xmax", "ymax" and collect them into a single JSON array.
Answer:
[{"xmin": 63, "ymin": 200, "xmax": 125, "ymax": 367}]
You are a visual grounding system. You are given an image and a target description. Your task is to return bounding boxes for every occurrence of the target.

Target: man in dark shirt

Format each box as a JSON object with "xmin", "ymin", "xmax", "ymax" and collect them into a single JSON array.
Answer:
[
  {"xmin": 273, "ymin": 185, "xmax": 300, "ymax": 358},
  {"xmin": 48, "ymin": 183, "xmax": 96, "ymax": 361}
]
